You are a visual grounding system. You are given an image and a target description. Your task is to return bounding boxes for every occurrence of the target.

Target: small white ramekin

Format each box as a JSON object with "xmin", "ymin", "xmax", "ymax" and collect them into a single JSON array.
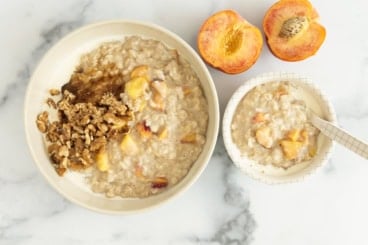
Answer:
[{"xmin": 222, "ymin": 72, "xmax": 336, "ymax": 184}]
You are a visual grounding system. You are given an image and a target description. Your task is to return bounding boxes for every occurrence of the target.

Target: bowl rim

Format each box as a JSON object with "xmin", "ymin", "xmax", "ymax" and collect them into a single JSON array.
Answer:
[
  {"xmin": 24, "ymin": 19, "xmax": 220, "ymax": 214},
  {"xmin": 222, "ymin": 72, "xmax": 337, "ymax": 184}
]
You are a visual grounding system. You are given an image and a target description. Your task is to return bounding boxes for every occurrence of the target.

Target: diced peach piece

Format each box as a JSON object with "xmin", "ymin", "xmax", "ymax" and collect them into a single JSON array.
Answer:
[
  {"xmin": 125, "ymin": 77, "xmax": 148, "ymax": 99},
  {"xmin": 285, "ymin": 128, "xmax": 309, "ymax": 144},
  {"xmin": 136, "ymin": 121, "xmax": 152, "ymax": 139},
  {"xmin": 151, "ymin": 80, "xmax": 168, "ymax": 97},
  {"xmin": 182, "ymin": 86, "xmax": 192, "ymax": 96},
  {"xmin": 308, "ymin": 145, "xmax": 317, "ymax": 157},
  {"xmin": 157, "ymin": 126, "xmax": 168, "ymax": 140},
  {"xmin": 252, "ymin": 112, "xmax": 266, "ymax": 123},
  {"xmin": 274, "ymin": 86, "xmax": 288, "ymax": 98},
  {"xmin": 96, "ymin": 149, "xmax": 109, "ymax": 172},
  {"xmin": 280, "ymin": 140, "xmax": 304, "ymax": 160},
  {"xmin": 300, "ymin": 129, "xmax": 309, "ymax": 144},
  {"xmin": 151, "ymin": 93, "xmax": 165, "ymax": 111},
  {"xmin": 138, "ymin": 100, "xmax": 147, "ymax": 112},
  {"xmin": 134, "ymin": 165, "xmax": 146, "ymax": 180},
  {"xmin": 151, "ymin": 177, "xmax": 168, "ymax": 188},
  {"xmin": 255, "ymin": 126, "xmax": 273, "ymax": 148},
  {"xmin": 286, "ymin": 129, "xmax": 301, "ymax": 142},
  {"xmin": 180, "ymin": 133, "xmax": 197, "ymax": 144},
  {"xmin": 130, "ymin": 65, "xmax": 149, "ymax": 80},
  {"xmin": 120, "ymin": 134, "xmax": 138, "ymax": 155}
]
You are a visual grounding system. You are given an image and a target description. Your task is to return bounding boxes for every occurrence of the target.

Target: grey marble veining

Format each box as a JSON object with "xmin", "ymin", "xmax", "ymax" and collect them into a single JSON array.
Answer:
[
  {"xmin": 0, "ymin": 1, "xmax": 92, "ymax": 109},
  {"xmin": 205, "ymin": 138, "xmax": 256, "ymax": 244},
  {"xmin": 1, "ymin": 4, "xmax": 93, "ymax": 241}
]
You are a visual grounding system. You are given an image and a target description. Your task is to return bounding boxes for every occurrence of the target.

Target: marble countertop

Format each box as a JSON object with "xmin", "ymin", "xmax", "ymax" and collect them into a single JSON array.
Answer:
[{"xmin": 2, "ymin": 0, "xmax": 368, "ymax": 244}]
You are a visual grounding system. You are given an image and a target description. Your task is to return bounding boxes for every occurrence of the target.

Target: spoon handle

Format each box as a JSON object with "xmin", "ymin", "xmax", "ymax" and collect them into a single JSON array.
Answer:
[{"xmin": 309, "ymin": 113, "xmax": 368, "ymax": 160}]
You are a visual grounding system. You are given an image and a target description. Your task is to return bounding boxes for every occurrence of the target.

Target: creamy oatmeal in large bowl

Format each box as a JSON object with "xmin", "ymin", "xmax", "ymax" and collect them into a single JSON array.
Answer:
[
  {"xmin": 25, "ymin": 21, "xmax": 219, "ymax": 213},
  {"xmin": 223, "ymin": 73, "xmax": 336, "ymax": 184},
  {"xmin": 34, "ymin": 36, "xmax": 208, "ymax": 198}
]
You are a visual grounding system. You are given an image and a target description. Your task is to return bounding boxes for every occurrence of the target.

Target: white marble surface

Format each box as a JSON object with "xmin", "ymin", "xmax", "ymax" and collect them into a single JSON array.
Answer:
[{"xmin": 1, "ymin": 0, "xmax": 368, "ymax": 244}]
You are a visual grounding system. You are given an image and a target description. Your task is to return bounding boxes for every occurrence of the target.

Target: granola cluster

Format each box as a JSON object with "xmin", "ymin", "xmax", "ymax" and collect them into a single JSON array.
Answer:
[{"xmin": 36, "ymin": 89, "xmax": 132, "ymax": 176}]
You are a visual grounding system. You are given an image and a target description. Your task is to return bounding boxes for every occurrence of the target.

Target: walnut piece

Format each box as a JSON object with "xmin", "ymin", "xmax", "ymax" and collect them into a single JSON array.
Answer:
[
  {"xmin": 36, "ymin": 111, "xmax": 49, "ymax": 133},
  {"xmin": 49, "ymin": 89, "xmax": 61, "ymax": 96},
  {"xmin": 36, "ymin": 91, "xmax": 133, "ymax": 176}
]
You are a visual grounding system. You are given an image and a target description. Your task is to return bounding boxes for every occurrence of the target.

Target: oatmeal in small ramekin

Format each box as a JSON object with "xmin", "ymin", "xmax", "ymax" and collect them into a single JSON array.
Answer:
[
  {"xmin": 36, "ymin": 36, "xmax": 209, "ymax": 198},
  {"xmin": 231, "ymin": 81, "xmax": 319, "ymax": 168}
]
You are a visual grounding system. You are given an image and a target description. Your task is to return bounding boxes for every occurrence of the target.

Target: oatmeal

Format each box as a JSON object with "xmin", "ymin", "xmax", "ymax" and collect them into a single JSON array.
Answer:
[
  {"xmin": 231, "ymin": 81, "xmax": 319, "ymax": 168},
  {"xmin": 36, "ymin": 36, "xmax": 209, "ymax": 198}
]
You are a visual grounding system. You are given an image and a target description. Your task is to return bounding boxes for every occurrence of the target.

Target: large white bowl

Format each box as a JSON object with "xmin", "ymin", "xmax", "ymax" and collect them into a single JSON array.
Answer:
[
  {"xmin": 222, "ymin": 72, "xmax": 336, "ymax": 184},
  {"xmin": 24, "ymin": 20, "xmax": 219, "ymax": 214}
]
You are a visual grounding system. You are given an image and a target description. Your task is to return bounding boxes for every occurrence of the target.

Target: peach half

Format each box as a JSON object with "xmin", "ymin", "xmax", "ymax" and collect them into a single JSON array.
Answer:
[
  {"xmin": 197, "ymin": 10, "xmax": 263, "ymax": 74},
  {"xmin": 263, "ymin": 0, "xmax": 326, "ymax": 61}
]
